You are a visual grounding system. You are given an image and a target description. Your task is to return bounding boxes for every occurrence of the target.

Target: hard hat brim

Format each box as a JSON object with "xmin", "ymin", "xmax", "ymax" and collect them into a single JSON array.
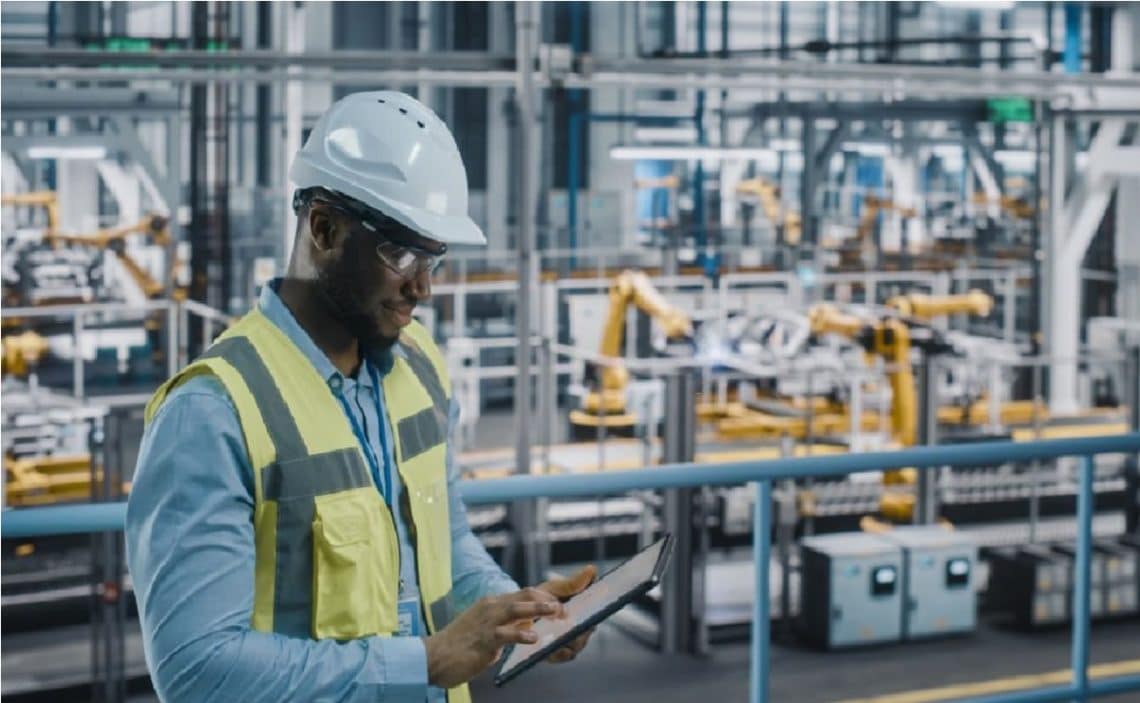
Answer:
[{"xmin": 368, "ymin": 193, "xmax": 488, "ymax": 248}]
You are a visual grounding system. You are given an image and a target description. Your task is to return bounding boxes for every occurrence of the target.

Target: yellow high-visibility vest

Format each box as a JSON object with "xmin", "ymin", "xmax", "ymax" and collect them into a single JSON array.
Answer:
[{"xmin": 146, "ymin": 309, "xmax": 471, "ymax": 703}]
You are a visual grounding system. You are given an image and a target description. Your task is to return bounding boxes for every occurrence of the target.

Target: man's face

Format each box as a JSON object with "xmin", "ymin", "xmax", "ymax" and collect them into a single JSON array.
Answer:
[{"xmin": 313, "ymin": 205, "xmax": 437, "ymax": 350}]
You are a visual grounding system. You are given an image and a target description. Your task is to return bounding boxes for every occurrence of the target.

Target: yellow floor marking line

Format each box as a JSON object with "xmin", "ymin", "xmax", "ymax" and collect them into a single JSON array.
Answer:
[{"xmin": 832, "ymin": 659, "xmax": 1140, "ymax": 703}]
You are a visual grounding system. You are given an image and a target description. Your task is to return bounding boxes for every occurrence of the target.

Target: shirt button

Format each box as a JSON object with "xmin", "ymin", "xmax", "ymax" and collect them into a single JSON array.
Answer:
[{"xmin": 328, "ymin": 376, "xmax": 343, "ymax": 392}]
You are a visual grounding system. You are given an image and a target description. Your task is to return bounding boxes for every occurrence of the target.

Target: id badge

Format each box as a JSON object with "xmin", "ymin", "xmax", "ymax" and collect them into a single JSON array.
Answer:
[{"xmin": 397, "ymin": 597, "xmax": 421, "ymax": 637}]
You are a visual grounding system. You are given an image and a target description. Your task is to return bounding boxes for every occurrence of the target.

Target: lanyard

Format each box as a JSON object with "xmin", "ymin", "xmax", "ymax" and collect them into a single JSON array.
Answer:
[{"xmin": 335, "ymin": 362, "xmax": 392, "ymax": 504}]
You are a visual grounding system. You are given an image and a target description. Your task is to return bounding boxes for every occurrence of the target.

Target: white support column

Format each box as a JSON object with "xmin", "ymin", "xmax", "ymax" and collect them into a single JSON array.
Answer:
[
  {"xmin": 885, "ymin": 132, "xmax": 923, "ymax": 254},
  {"xmin": 484, "ymin": 1, "xmax": 512, "ymax": 254},
  {"xmin": 282, "ymin": 1, "xmax": 305, "ymax": 257},
  {"xmin": 417, "ymin": 2, "xmax": 434, "ymax": 110},
  {"xmin": 969, "ymin": 152, "xmax": 1002, "ymax": 220},
  {"xmin": 94, "ymin": 160, "xmax": 141, "ymax": 223},
  {"xmin": 57, "ymin": 159, "xmax": 101, "ymax": 232},
  {"xmin": 1046, "ymin": 114, "xmax": 1074, "ymax": 413},
  {"xmin": 1113, "ymin": 0, "xmax": 1140, "ymax": 325},
  {"xmin": 1110, "ymin": 2, "xmax": 1135, "ymax": 76},
  {"xmin": 1048, "ymin": 116, "xmax": 1131, "ymax": 413}
]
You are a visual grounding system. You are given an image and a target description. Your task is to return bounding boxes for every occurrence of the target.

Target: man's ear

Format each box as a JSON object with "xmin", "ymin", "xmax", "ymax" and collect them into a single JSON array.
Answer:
[{"xmin": 308, "ymin": 207, "xmax": 337, "ymax": 253}]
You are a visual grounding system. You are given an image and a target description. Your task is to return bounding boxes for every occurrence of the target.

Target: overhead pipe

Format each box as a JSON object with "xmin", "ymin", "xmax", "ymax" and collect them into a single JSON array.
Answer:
[
  {"xmin": 567, "ymin": 1, "xmax": 586, "ymax": 268},
  {"xmin": 1064, "ymin": 3, "xmax": 1084, "ymax": 73},
  {"xmin": 638, "ymin": 33, "xmax": 1045, "ymax": 59},
  {"xmin": 693, "ymin": 1, "xmax": 708, "ymax": 275}
]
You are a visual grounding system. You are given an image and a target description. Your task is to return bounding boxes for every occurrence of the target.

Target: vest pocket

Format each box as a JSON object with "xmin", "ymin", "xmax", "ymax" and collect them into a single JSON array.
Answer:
[{"xmin": 311, "ymin": 487, "xmax": 399, "ymax": 639}]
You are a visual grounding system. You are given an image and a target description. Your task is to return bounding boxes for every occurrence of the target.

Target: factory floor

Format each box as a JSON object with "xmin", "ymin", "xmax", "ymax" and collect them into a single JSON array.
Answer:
[{"xmin": 2, "ymin": 615, "xmax": 1137, "ymax": 702}]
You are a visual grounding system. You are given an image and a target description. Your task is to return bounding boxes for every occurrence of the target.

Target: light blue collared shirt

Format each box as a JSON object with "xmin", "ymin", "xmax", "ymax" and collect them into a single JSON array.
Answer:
[{"xmin": 126, "ymin": 280, "xmax": 518, "ymax": 703}]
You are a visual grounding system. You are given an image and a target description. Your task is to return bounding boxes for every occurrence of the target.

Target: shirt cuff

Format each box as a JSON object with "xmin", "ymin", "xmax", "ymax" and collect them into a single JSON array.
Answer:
[
  {"xmin": 486, "ymin": 575, "xmax": 521, "ymax": 597},
  {"xmin": 374, "ymin": 635, "xmax": 429, "ymax": 701}
]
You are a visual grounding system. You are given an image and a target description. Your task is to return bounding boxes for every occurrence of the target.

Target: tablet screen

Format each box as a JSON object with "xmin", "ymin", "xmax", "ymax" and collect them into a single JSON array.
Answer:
[{"xmin": 497, "ymin": 536, "xmax": 671, "ymax": 677}]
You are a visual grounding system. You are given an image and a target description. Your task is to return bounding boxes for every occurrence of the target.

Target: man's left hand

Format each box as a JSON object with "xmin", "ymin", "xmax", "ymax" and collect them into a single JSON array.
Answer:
[{"xmin": 535, "ymin": 565, "xmax": 598, "ymax": 664}]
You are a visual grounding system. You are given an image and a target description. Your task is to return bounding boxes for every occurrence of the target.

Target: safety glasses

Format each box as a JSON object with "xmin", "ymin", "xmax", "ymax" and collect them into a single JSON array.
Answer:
[{"xmin": 295, "ymin": 189, "xmax": 447, "ymax": 279}]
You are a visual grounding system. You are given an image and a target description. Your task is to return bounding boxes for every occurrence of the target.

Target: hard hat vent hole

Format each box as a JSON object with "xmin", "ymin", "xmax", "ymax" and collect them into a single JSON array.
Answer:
[
  {"xmin": 377, "ymin": 99, "xmax": 386, "ymax": 103},
  {"xmin": 398, "ymin": 107, "xmax": 408, "ymax": 115},
  {"xmin": 417, "ymin": 121, "xmax": 425, "ymax": 129}
]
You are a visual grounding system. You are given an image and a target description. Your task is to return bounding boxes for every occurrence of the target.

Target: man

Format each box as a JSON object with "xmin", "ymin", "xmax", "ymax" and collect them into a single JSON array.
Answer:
[{"xmin": 126, "ymin": 91, "xmax": 595, "ymax": 703}]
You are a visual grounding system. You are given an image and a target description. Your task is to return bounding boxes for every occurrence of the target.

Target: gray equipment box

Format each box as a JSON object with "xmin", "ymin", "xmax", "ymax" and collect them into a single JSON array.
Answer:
[
  {"xmin": 876, "ymin": 526, "xmax": 978, "ymax": 639},
  {"xmin": 1051, "ymin": 542, "xmax": 1106, "ymax": 617},
  {"xmin": 799, "ymin": 532, "xmax": 904, "ymax": 648},
  {"xmin": 986, "ymin": 546, "xmax": 1068, "ymax": 627},
  {"xmin": 1096, "ymin": 541, "xmax": 1139, "ymax": 616},
  {"xmin": 1051, "ymin": 543, "xmax": 1106, "ymax": 586}
]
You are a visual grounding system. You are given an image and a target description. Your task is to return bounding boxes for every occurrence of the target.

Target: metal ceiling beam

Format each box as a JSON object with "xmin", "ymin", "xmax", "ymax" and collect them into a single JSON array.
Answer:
[
  {"xmin": 749, "ymin": 100, "xmax": 990, "ymax": 123},
  {"xmin": 1, "ymin": 67, "xmax": 522, "ymax": 87},
  {"xmin": 0, "ymin": 47, "xmax": 512, "ymax": 71},
  {"xmin": 4, "ymin": 54, "xmax": 1140, "ymax": 105},
  {"xmin": 582, "ymin": 55, "xmax": 1140, "ymax": 93},
  {"xmin": 2, "ymin": 134, "xmax": 114, "ymax": 153},
  {"xmin": 1, "ymin": 88, "xmax": 181, "ymax": 118}
]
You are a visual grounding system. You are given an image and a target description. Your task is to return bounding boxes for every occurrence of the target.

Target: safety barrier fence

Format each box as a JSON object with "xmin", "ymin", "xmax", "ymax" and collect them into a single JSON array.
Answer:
[
  {"xmin": 3, "ymin": 434, "xmax": 1140, "ymax": 702},
  {"xmin": 1, "ymin": 299, "xmax": 234, "ymax": 399}
]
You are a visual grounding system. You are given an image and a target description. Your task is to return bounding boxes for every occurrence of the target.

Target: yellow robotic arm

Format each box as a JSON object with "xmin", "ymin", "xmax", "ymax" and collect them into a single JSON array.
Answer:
[
  {"xmin": 1, "ymin": 191, "xmax": 60, "ymax": 240},
  {"xmin": 2, "ymin": 331, "xmax": 50, "ymax": 377},
  {"xmin": 576, "ymin": 270, "xmax": 692, "ymax": 424},
  {"xmin": 810, "ymin": 304, "xmax": 916, "ymax": 446},
  {"xmin": 737, "ymin": 177, "xmax": 802, "ymax": 245},
  {"xmin": 51, "ymin": 214, "xmax": 175, "ymax": 300},
  {"xmin": 886, "ymin": 289, "xmax": 993, "ymax": 320}
]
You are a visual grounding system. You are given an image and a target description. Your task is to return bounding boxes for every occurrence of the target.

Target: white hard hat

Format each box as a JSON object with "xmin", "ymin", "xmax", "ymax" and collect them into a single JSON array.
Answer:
[{"xmin": 289, "ymin": 90, "xmax": 486, "ymax": 246}]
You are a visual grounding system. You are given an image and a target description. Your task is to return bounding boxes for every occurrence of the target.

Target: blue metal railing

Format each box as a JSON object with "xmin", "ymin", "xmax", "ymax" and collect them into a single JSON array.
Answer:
[{"xmin": 4, "ymin": 434, "xmax": 1140, "ymax": 702}]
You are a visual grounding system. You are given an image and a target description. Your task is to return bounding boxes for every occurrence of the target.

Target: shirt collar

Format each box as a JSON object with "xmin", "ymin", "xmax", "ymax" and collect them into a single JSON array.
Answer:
[{"xmin": 258, "ymin": 279, "xmax": 404, "ymax": 390}]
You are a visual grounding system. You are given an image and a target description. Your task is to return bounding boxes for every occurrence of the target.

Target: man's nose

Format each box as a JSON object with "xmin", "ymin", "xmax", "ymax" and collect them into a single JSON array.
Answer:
[{"xmin": 404, "ymin": 267, "xmax": 432, "ymax": 302}]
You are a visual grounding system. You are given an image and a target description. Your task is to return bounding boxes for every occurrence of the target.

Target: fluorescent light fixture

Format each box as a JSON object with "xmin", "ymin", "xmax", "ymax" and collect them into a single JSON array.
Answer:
[
  {"xmin": 632, "ymin": 126, "xmax": 699, "ymax": 143},
  {"xmin": 937, "ymin": 1, "xmax": 1015, "ymax": 9},
  {"xmin": 610, "ymin": 145, "xmax": 776, "ymax": 162},
  {"xmin": 931, "ymin": 144, "xmax": 963, "ymax": 160},
  {"xmin": 767, "ymin": 138, "xmax": 800, "ymax": 152},
  {"xmin": 841, "ymin": 142, "xmax": 890, "ymax": 157},
  {"xmin": 993, "ymin": 149, "xmax": 1035, "ymax": 172},
  {"xmin": 26, "ymin": 145, "xmax": 108, "ymax": 160}
]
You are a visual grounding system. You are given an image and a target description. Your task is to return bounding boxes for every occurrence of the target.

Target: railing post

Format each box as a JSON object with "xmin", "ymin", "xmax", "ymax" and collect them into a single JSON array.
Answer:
[
  {"xmin": 751, "ymin": 478, "xmax": 772, "ymax": 703},
  {"xmin": 1125, "ymin": 346, "xmax": 1139, "ymax": 536},
  {"xmin": 178, "ymin": 302, "xmax": 190, "ymax": 368},
  {"xmin": 915, "ymin": 356, "xmax": 938, "ymax": 524},
  {"xmin": 73, "ymin": 313, "xmax": 85, "ymax": 399},
  {"xmin": 1072, "ymin": 454, "xmax": 1094, "ymax": 701},
  {"xmin": 662, "ymin": 368, "xmax": 700, "ymax": 654},
  {"xmin": 166, "ymin": 302, "xmax": 178, "ymax": 378}
]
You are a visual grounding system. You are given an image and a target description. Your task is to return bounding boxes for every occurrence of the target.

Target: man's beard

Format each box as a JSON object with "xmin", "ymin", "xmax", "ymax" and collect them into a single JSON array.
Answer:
[{"xmin": 316, "ymin": 260, "xmax": 400, "ymax": 352}]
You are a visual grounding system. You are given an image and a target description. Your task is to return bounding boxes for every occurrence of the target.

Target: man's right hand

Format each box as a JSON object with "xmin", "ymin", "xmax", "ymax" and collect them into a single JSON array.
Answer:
[{"xmin": 422, "ymin": 588, "xmax": 564, "ymax": 689}]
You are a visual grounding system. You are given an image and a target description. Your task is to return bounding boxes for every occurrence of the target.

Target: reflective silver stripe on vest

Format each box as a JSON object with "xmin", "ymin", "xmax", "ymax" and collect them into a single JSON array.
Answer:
[
  {"xmin": 397, "ymin": 406, "xmax": 445, "ymax": 462},
  {"xmin": 203, "ymin": 336, "xmax": 374, "ymax": 638},
  {"xmin": 201, "ymin": 337, "xmax": 307, "ymax": 462},
  {"xmin": 399, "ymin": 341, "xmax": 448, "ymax": 416},
  {"xmin": 264, "ymin": 447, "xmax": 372, "ymax": 500},
  {"xmin": 429, "ymin": 591, "xmax": 458, "ymax": 631}
]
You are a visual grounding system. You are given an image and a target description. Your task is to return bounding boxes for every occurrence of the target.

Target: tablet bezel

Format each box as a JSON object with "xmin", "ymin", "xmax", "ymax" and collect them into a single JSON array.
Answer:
[{"xmin": 492, "ymin": 533, "xmax": 675, "ymax": 687}]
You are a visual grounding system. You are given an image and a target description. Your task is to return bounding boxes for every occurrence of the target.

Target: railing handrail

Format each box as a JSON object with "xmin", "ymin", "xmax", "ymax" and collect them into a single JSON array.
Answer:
[
  {"xmin": 4, "ymin": 434, "xmax": 1137, "ymax": 538},
  {"xmin": 0, "ymin": 300, "xmax": 174, "ymax": 318}
]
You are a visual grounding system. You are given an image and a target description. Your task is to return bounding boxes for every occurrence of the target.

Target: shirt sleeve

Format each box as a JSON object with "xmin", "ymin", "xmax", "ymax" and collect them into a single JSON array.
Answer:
[
  {"xmin": 125, "ymin": 376, "xmax": 429, "ymax": 703},
  {"xmin": 444, "ymin": 398, "xmax": 520, "ymax": 612}
]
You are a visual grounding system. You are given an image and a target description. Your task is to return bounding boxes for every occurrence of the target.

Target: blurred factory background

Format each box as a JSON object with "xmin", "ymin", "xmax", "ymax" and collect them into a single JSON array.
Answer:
[{"xmin": 1, "ymin": 1, "xmax": 1139, "ymax": 702}]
